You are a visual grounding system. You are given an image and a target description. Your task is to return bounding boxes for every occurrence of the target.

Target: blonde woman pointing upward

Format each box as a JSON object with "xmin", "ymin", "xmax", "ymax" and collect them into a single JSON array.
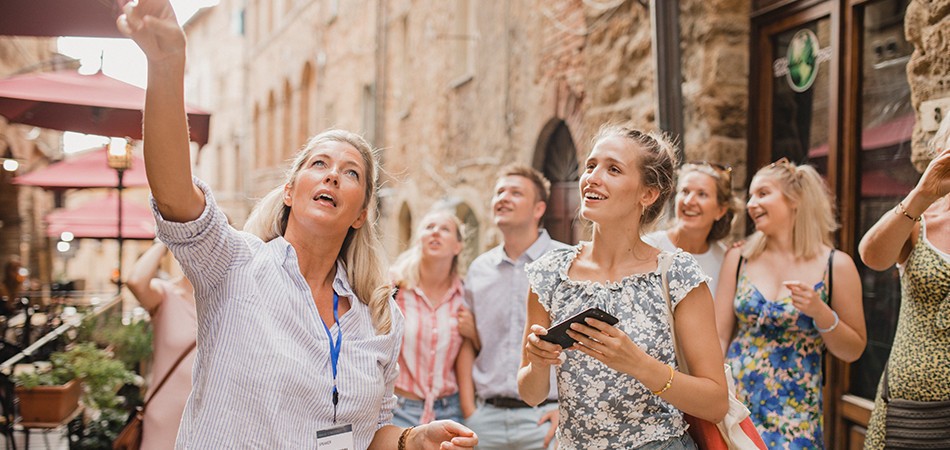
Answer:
[{"xmin": 117, "ymin": 1, "xmax": 477, "ymax": 448}]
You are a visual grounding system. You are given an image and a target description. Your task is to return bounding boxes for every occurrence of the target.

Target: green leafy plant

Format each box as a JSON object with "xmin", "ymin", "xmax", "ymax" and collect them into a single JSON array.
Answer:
[
  {"xmin": 77, "ymin": 314, "xmax": 153, "ymax": 371},
  {"xmin": 13, "ymin": 364, "xmax": 75, "ymax": 389},
  {"xmin": 13, "ymin": 343, "xmax": 136, "ymax": 411},
  {"xmin": 58, "ymin": 343, "xmax": 136, "ymax": 411},
  {"xmin": 71, "ymin": 407, "xmax": 128, "ymax": 450}
]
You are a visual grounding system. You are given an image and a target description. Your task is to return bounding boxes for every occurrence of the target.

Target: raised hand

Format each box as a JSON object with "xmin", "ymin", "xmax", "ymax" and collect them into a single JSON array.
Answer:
[
  {"xmin": 916, "ymin": 146, "xmax": 950, "ymax": 203},
  {"xmin": 116, "ymin": 0, "xmax": 185, "ymax": 63}
]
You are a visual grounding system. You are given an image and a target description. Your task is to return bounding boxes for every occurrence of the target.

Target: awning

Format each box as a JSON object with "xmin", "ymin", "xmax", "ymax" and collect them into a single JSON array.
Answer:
[
  {"xmin": 0, "ymin": 70, "xmax": 210, "ymax": 145},
  {"xmin": 808, "ymin": 113, "xmax": 915, "ymax": 158},
  {"xmin": 861, "ymin": 169, "xmax": 916, "ymax": 198},
  {"xmin": 13, "ymin": 146, "xmax": 148, "ymax": 190},
  {"xmin": 45, "ymin": 195, "xmax": 155, "ymax": 240},
  {"xmin": 0, "ymin": 0, "xmax": 128, "ymax": 38}
]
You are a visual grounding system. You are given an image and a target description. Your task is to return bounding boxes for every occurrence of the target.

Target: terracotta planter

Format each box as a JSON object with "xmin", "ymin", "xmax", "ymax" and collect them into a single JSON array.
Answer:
[{"xmin": 15, "ymin": 379, "xmax": 81, "ymax": 423}]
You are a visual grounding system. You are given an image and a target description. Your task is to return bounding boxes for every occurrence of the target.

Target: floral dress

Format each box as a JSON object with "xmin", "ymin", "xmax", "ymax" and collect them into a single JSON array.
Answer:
[
  {"xmin": 526, "ymin": 245, "xmax": 709, "ymax": 450},
  {"xmin": 725, "ymin": 252, "xmax": 833, "ymax": 449}
]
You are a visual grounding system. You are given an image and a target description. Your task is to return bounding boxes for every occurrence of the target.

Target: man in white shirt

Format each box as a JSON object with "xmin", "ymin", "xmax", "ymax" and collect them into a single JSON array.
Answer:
[{"xmin": 460, "ymin": 165, "xmax": 568, "ymax": 450}]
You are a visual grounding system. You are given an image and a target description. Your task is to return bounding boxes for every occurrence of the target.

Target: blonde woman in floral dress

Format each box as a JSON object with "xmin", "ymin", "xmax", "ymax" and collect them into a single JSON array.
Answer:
[{"xmin": 715, "ymin": 159, "xmax": 866, "ymax": 449}]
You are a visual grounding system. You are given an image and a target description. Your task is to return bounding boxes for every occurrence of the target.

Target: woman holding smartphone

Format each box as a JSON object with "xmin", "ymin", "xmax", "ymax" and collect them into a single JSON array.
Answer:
[{"xmin": 517, "ymin": 126, "xmax": 728, "ymax": 449}]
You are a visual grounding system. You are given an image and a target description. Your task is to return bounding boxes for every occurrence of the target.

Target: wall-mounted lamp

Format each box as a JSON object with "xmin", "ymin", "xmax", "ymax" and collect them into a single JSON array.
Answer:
[
  {"xmin": 107, "ymin": 137, "xmax": 133, "ymax": 171},
  {"xmin": 2, "ymin": 159, "xmax": 18, "ymax": 172},
  {"xmin": 107, "ymin": 137, "xmax": 133, "ymax": 294},
  {"xmin": 1, "ymin": 135, "xmax": 19, "ymax": 172}
]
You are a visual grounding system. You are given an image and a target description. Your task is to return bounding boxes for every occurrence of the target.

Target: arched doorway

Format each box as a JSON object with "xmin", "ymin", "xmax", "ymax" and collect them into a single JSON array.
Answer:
[
  {"xmin": 534, "ymin": 120, "xmax": 580, "ymax": 245},
  {"xmin": 397, "ymin": 202, "xmax": 412, "ymax": 253}
]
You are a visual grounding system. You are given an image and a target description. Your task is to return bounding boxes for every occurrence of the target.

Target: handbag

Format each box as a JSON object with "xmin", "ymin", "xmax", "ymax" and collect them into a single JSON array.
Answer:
[
  {"xmin": 658, "ymin": 252, "xmax": 767, "ymax": 450},
  {"xmin": 113, "ymin": 341, "xmax": 197, "ymax": 450},
  {"xmin": 881, "ymin": 362, "xmax": 950, "ymax": 449}
]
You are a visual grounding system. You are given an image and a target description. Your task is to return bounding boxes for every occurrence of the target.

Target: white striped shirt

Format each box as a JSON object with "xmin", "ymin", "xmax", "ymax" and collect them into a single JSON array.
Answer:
[
  {"xmin": 153, "ymin": 179, "xmax": 403, "ymax": 449},
  {"xmin": 394, "ymin": 279, "xmax": 465, "ymax": 423}
]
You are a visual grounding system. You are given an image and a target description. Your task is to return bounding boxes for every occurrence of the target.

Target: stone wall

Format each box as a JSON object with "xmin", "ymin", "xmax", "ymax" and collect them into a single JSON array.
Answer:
[
  {"xmin": 184, "ymin": 2, "xmax": 251, "ymax": 225},
  {"xmin": 681, "ymin": 0, "xmax": 750, "ymax": 181},
  {"xmin": 183, "ymin": 0, "xmax": 756, "ymax": 257},
  {"xmin": 906, "ymin": 0, "xmax": 950, "ymax": 170},
  {"xmin": 0, "ymin": 37, "xmax": 62, "ymax": 286}
]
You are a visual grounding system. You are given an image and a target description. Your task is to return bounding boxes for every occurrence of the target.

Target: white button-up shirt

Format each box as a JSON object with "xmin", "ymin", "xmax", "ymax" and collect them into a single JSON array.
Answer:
[
  {"xmin": 464, "ymin": 230, "xmax": 567, "ymax": 400},
  {"xmin": 153, "ymin": 179, "xmax": 403, "ymax": 449}
]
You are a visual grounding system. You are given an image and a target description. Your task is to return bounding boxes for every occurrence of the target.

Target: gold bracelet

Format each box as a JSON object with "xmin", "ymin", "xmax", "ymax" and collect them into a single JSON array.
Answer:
[
  {"xmin": 652, "ymin": 364, "xmax": 675, "ymax": 396},
  {"xmin": 398, "ymin": 426, "xmax": 414, "ymax": 450},
  {"xmin": 895, "ymin": 201, "xmax": 921, "ymax": 222}
]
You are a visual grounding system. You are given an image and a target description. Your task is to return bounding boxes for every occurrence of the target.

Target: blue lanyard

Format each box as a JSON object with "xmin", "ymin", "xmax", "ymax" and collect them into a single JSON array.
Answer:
[{"xmin": 321, "ymin": 292, "xmax": 342, "ymax": 422}]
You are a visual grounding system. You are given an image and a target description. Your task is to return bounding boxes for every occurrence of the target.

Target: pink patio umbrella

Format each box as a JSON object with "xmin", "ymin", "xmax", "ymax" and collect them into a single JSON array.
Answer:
[
  {"xmin": 12, "ymin": 146, "xmax": 148, "ymax": 190},
  {"xmin": 14, "ymin": 146, "xmax": 152, "ymax": 293},
  {"xmin": 45, "ymin": 194, "xmax": 155, "ymax": 241},
  {"xmin": 0, "ymin": 70, "xmax": 210, "ymax": 146},
  {"xmin": 0, "ymin": 0, "xmax": 129, "ymax": 38}
]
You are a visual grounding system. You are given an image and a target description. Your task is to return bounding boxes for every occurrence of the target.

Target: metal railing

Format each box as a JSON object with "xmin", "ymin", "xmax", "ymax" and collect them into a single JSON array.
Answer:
[{"xmin": 0, "ymin": 294, "xmax": 123, "ymax": 375}]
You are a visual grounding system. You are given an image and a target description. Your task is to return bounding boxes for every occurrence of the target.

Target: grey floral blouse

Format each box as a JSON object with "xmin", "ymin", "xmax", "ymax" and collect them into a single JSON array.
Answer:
[{"xmin": 525, "ymin": 244, "xmax": 710, "ymax": 449}]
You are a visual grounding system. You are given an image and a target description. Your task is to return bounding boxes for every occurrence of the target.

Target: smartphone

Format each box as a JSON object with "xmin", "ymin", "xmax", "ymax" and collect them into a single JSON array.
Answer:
[{"xmin": 539, "ymin": 307, "xmax": 620, "ymax": 349}]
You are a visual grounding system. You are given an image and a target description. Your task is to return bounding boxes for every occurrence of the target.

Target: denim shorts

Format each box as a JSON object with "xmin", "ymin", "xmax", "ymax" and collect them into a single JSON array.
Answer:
[
  {"xmin": 639, "ymin": 433, "xmax": 698, "ymax": 450},
  {"xmin": 392, "ymin": 393, "xmax": 461, "ymax": 427}
]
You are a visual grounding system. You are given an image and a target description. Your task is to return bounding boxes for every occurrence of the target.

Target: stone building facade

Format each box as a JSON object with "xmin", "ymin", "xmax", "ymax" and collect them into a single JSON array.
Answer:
[
  {"xmin": 184, "ymin": 0, "xmax": 753, "ymax": 259},
  {"xmin": 906, "ymin": 0, "xmax": 950, "ymax": 169},
  {"xmin": 0, "ymin": 37, "xmax": 66, "ymax": 286}
]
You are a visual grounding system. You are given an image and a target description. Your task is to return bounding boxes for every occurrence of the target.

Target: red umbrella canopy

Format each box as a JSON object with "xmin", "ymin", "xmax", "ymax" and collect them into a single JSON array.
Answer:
[
  {"xmin": 13, "ymin": 146, "xmax": 148, "ymax": 190},
  {"xmin": 0, "ymin": 70, "xmax": 210, "ymax": 145},
  {"xmin": 45, "ymin": 194, "xmax": 156, "ymax": 240},
  {"xmin": 0, "ymin": 0, "xmax": 129, "ymax": 38}
]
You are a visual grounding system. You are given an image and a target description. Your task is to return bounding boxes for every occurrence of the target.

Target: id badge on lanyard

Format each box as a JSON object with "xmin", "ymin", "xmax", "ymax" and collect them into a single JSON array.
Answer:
[
  {"xmin": 317, "ymin": 424, "xmax": 354, "ymax": 450},
  {"xmin": 322, "ymin": 292, "xmax": 343, "ymax": 423}
]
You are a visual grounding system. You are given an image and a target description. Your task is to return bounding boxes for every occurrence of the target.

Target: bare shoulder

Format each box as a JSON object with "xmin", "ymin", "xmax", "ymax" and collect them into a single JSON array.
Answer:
[
  {"xmin": 830, "ymin": 247, "xmax": 860, "ymax": 280},
  {"xmin": 722, "ymin": 246, "xmax": 742, "ymax": 264}
]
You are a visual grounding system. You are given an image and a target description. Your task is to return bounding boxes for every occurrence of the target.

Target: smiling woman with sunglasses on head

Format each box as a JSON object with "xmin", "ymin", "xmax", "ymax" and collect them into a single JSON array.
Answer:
[
  {"xmin": 116, "ymin": 1, "xmax": 477, "ymax": 448},
  {"xmin": 714, "ymin": 158, "xmax": 866, "ymax": 449},
  {"xmin": 644, "ymin": 161, "xmax": 740, "ymax": 295}
]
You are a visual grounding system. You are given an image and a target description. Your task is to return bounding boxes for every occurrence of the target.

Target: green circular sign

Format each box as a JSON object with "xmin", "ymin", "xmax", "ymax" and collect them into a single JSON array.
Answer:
[{"xmin": 786, "ymin": 29, "xmax": 819, "ymax": 93}]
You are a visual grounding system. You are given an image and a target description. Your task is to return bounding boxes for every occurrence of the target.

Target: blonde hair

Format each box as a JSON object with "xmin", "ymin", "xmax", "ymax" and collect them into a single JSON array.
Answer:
[
  {"xmin": 390, "ymin": 209, "xmax": 464, "ymax": 289},
  {"xmin": 742, "ymin": 160, "xmax": 838, "ymax": 260},
  {"xmin": 678, "ymin": 163, "xmax": 740, "ymax": 242},
  {"xmin": 590, "ymin": 125, "xmax": 679, "ymax": 230},
  {"xmin": 244, "ymin": 129, "xmax": 393, "ymax": 334}
]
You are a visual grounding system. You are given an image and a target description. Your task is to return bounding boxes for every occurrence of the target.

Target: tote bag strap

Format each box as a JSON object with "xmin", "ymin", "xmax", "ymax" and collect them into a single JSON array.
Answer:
[
  {"xmin": 144, "ymin": 341, "xmax": 197, "ymax": 408},
  {"xmin": 658, "ymin": 252, "xmax": 689, "ymax": 373}
]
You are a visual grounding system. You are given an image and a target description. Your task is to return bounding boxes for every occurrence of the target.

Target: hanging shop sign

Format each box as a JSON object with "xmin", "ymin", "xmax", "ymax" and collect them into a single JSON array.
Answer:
[{"xmin": 772, "ymin": 28, "xmax": 832, "ymax": 93}]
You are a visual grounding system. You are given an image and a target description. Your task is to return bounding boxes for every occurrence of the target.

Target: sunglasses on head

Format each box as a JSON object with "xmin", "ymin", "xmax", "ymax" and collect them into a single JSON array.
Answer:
[
  {"xmin": 685, "ymin": 161, "xmax": 733, "ymax": 185},
  {"xmin": 769, "ymin": 156, "xmax": 794, "ymax": 170}
]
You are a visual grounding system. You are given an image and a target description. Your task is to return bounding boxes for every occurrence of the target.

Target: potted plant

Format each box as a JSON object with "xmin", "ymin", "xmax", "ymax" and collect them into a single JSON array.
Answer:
[
  {"xmin": 13, "ymin": 355, "xmax": 81, "ymax": 423},
  {"xmin": 13, "ymin": 343, "xmax": 136, "ymax": 424}
]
